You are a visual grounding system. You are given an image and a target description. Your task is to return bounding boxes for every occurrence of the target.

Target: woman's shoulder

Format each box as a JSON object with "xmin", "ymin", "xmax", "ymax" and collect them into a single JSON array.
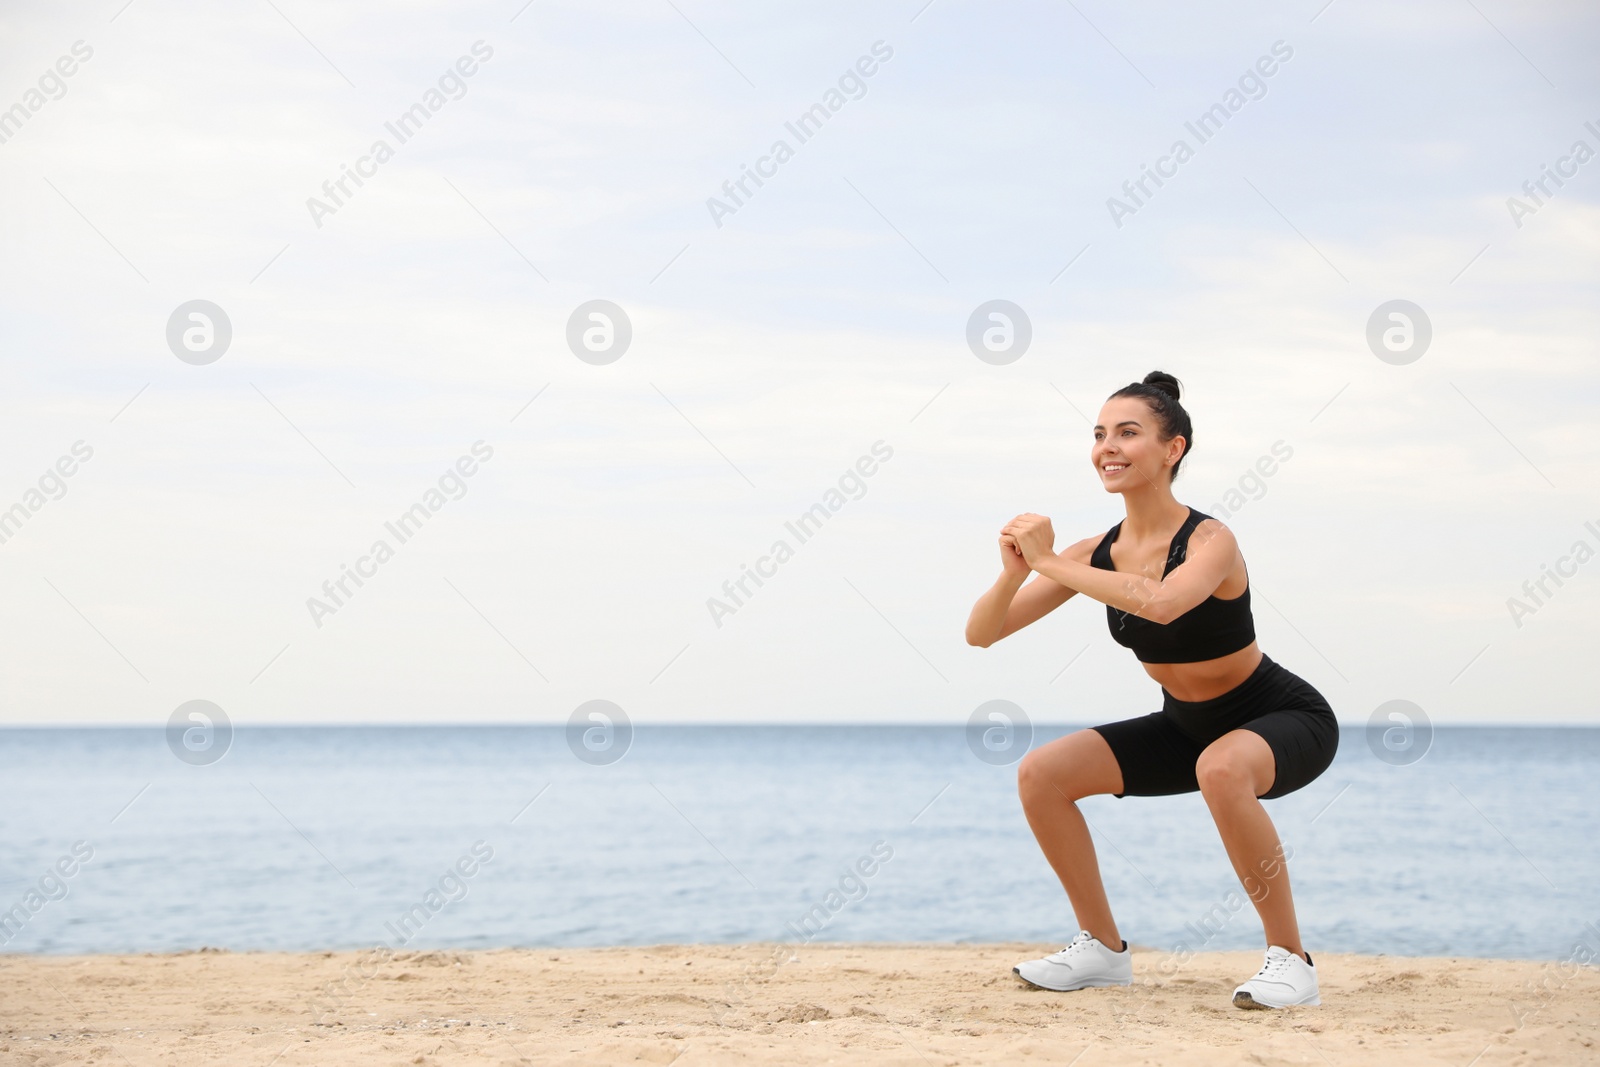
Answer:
[{"xmin": 1183, "ymin": 508, "xmax": 1240, "ymax": 557}]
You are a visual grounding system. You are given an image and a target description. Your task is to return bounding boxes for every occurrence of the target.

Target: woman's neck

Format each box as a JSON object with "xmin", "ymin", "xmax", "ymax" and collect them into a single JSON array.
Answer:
[{"xmin": 1119, "ymin": 489, "xmax": 1189, "ymax": 544}]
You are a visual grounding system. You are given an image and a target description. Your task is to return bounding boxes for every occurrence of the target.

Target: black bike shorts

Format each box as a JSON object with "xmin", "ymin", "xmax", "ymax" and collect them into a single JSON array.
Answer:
[{"xmin": 1088, "ymin": 653, "xmax": 1338, "ymax": 800}]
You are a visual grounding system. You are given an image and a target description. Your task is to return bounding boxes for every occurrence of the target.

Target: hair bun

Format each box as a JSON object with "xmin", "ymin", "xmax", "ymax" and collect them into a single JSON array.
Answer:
[{"xmin": 1142, "ymin": 370, "xmax": 1182, "ymax": 402}]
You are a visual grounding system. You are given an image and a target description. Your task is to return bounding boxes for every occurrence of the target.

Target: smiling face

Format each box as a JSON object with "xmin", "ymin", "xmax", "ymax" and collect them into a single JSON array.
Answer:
[{"xmin": 1093, "ymin": 396, "xmax": 1186, "ymax": 492}]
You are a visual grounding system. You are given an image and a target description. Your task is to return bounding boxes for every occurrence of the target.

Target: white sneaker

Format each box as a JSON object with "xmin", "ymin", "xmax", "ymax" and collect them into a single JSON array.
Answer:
[
  {"xmin": 1013, "ymin": 929, "xmax": 1132, "ymax": 991},
  {"xmin": 1232, "ymin": 945, "xmax": 1321, "ymax": 1008}
]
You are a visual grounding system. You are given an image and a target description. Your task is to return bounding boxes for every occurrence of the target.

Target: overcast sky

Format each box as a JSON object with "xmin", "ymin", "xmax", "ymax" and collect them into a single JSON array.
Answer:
[{"xmin": 0, "ymin": 0, "xmax": 1596, "ymax": 727}]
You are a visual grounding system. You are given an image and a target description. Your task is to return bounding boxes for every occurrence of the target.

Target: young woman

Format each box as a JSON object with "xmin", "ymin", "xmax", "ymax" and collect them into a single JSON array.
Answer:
[{"xmin": 964, "ymin": 370, "xmax": 1338, "ymax": 1010}]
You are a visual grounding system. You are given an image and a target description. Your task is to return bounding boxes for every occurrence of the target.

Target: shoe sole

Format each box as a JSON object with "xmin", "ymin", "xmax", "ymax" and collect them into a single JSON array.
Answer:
[
  {"xmin": 1232, "ymin": 990, "xmax": 1321, "ymax": 1009},
  {"xmin": 1013, "ymin": 966, "xmax": 1131, "ymax": 992}
]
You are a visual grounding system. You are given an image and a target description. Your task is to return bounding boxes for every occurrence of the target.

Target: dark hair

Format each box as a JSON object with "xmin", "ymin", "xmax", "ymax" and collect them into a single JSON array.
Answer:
[{"xmin": 1108, "ymin": 371, "xmax": 1193, "ymax": 483}]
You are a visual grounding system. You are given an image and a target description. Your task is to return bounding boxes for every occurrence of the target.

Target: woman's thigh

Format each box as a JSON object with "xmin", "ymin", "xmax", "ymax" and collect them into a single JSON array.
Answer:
[
  {"xmin": 1237, "ymin": 708, "xmax": 1339, "ymax": 800},
  {"xmin": 1088, "ymin": 711, "xmax": 1208, "ymax": 798},
  {"xmin": 1018, "ymin": 727, "xmax": 1126, "ymax": 802}
]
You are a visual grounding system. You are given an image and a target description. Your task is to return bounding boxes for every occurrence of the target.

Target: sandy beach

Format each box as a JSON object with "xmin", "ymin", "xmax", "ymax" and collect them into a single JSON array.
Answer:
[{"xmin": 3, "ymin": 942, "xmax": 1595, "ymax": 1066}]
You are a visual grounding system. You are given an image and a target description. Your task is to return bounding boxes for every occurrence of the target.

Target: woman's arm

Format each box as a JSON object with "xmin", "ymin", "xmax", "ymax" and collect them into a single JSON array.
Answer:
[
  {"xmin": 965, "ymin": 569, "xmax": 1029, "ymax": 648},
  {"xmin": 966, "ymin": 535, "xmax": 1094, "ymax": 647}
]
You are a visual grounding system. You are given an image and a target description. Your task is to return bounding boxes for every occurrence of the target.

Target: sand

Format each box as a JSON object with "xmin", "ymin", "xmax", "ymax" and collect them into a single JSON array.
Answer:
[{"xmin": 2, "ymin": 942, "xmax": 1596, "ymax": 1066}]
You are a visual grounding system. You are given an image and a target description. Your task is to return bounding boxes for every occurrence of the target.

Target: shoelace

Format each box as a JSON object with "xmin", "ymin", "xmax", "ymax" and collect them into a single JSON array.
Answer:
[
  {"xmin": 1253, "ymin": 952, "xmax": 1295, "ymax": 980},
  {"xmin": 1048, "ymin": 931, "xmax": 1097, "ymax": 960}
]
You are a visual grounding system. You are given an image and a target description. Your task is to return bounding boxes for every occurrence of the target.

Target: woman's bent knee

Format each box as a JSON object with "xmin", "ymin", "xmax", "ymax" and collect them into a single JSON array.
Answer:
[
  {"xmin": 1018, "ymin": 729, "xmax": 1122, "ymax": 803},
  {"xmin": 1195, "ymin": 755, "xmax": 1251, "ymax": 796},
  {"xmin": 1196, "ymin": 732, "xmax": 1275, "ymax": 798},
  {"xmin": 1017, "ymin": 747, "xmax": 1072, "ymax": 800}
]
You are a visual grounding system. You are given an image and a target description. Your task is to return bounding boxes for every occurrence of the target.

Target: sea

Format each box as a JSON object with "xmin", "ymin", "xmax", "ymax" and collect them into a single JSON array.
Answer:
[{"xmin": 1, "ymin": 726, "xmax": 1596, "ymax": 962}]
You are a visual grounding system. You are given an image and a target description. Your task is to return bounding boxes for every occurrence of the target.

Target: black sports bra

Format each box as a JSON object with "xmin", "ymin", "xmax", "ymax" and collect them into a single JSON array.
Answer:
[{"xmin": 1089, "ymin": 506, "xmax": 1255, "ymax": 664}]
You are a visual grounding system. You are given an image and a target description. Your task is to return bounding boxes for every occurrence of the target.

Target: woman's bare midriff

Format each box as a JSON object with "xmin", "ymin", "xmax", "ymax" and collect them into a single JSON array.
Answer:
[{"xmin": 1143, "ymin": 641, "xmax": 1263, "ymax": 702}]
